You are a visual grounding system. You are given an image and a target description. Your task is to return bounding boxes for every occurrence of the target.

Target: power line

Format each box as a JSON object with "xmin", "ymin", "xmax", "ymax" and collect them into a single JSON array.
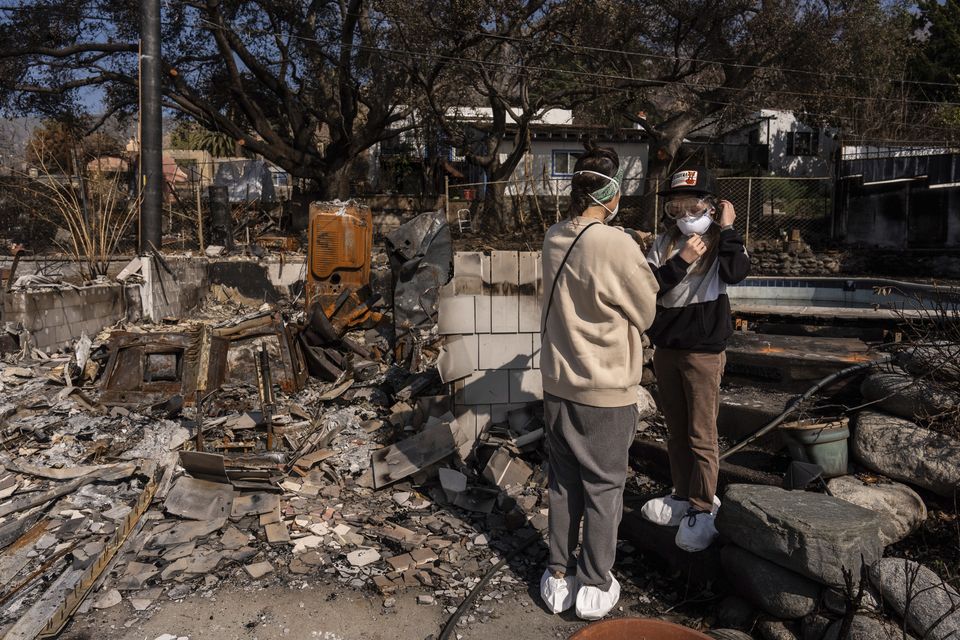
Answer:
[
  {"xmin": 3, "ymin": 5, "xmax": 958, "ymax": 94},
  {"xmin": 405, "ymin": 19, "xmax": 960, "ymax": 91},
  {"xmin": 189, "ymin": 16, "xmax": 960, "ymax": 111},
  {"xmin": 4, "ymin": 8, "xmax": 958, "ymax": 140}
]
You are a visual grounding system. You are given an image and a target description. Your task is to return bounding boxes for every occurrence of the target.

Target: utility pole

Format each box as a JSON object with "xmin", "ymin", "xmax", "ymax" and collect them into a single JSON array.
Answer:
[{"xmin": 139, "ymin": 0, "xmax": 162, "ymax": 253}]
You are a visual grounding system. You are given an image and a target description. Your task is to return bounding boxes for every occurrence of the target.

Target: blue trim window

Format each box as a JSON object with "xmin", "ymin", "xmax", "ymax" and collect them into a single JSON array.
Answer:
[{"xmin": 551, "ymin": 149, "xmax": 581, "ymax": 176}]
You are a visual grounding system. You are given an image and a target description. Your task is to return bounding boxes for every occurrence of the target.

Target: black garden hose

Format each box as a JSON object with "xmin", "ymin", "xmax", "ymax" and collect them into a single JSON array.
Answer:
[{"xmin": 719, "ymin": 353, "xmax": 894, "ymax": 461}]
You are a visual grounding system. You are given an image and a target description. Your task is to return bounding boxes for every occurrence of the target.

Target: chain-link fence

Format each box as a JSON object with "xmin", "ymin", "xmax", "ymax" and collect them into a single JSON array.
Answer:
[
  {"xmin": 447, "ymin": 174, "xmax": 834, "ymax": 245},
  {"xmin": 713, "ymin": 176, "xmax": 833, "ymax": 246}
]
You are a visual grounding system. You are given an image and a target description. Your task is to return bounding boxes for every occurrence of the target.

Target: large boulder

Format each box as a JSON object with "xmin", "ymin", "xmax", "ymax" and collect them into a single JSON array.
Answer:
[
  {"xmin": 897, "ymin": 343, "xmax": 960, "ymax": 383},
  {"xmin": 716, "ymin": 484, "xmax": 884, "ymax": 588},
  {"xmin": 758, "ymin": 620, "xmax": 800, "ymax": 640},
  {"xmin": 721, "ymin": 544, "xmax": 821, "ymax": 619},
  {"xmin": 852, "ymin": 411, "xmax": 960, "ymax": 497},
  {"xmin": 826, "ymin": 476, "xmax": 927, "ymax": 545},
  {"xmin": 860, "ymin": 371, "xmax": 958, "ymax": 421},
  {"xmin": 869, "ymin": 558, "xmax": 960, "ymax": 640},
  {"xmin": 824, "ymin": 616, "xmax": 911, "ymax": 640}
]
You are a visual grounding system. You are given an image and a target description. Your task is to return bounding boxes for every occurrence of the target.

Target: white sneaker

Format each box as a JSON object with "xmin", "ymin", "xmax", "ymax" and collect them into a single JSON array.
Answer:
[
  {"xmin": 575, "ymin": 574, "xmax": 621, "ymax": 620},
  {"xmin": 675, "ymin": 510, "xmax": 719, "ymax": 552},
  {"xmin": 641, "ymin": 493, "xmax": 721, "ymax": 527},
  {"xmin": 540, "ymin": 569, "xmax": 577, "ymax": 613}
]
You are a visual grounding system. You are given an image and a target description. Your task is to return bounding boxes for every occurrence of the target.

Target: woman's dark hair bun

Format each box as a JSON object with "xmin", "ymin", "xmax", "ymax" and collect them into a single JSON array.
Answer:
[{"xmin": 568, "ymin": 145, "xmax": 620, "ymax": 217}]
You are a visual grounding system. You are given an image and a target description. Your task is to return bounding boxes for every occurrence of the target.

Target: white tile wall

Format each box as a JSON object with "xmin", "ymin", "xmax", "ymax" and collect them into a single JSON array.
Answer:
[{"xmin": 441, "ymin": 250, "xmax": 544, "ymax": 433}]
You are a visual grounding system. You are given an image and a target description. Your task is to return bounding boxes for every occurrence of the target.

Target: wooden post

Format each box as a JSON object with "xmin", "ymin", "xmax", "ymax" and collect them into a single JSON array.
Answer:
[
  {"xmin": 444, "ymin": 175, "xmax": 450, "ymax": 222},
  {"xmin": 745, "ymin": 178, "xmax": 753, "ymax": 248}
]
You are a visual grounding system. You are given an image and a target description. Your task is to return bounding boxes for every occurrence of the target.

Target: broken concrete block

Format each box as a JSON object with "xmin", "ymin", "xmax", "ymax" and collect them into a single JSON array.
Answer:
[
  {"xmin": 115, "ymin": 257, "xmax": 143, "ymax": 282},
  {"xmin": 388, "ymin": 402, "xmax": 414, "ymax": 427},
  {"xmin": 265, "ymin": 521, "xmax": 291, "ymax": 544},
  {"xmin": 410, "ymin": 548, "xmax": 438, "ymax": 566},
  {"xmin": 438, "ymin": 335, "xmax": 477, "ymax": 383},
  {"xmin": 478, "ymin": 333, "xmax": 533, "ymax": 370},
  {"xmin": 244, "ymin": 561, "xmax": 274, "ymax": 579},
  {"xmin": 205, "ymin": 245, "xmax": 226, "ymax": 257},
  {"xmin": 149, "ymin": 518, "xmax": 226, "ymax": 547},
  {"xmin": 371, "ymin": 419, "xmax": 459, "ymax": 488},
  {"xmin": 259, "ymin": 503, "xmax": 282, "ymax": 526},
  {"xmin": 482, "ymin": 448, "xmax": 533, "ymax": 490},
  {"xmin": 439, "ymin": 468, "xmax": 467, "ymax": 500},
  {"xmin": 385, "ymin": 553, "xmax": 414, "ymax": 572},
  {"xmin": 292, "ymin": 535, "xmax": 323, "ymax": 554},
  {"xmin": 219, "ymin": 527, "xmax": 250, "ymax": 551},
  {"xmin": 346, "ymin": 548, "xmax": 381, "ymax": 567},
  {"xmin": 163, "ymin": 476, "xmax": 234, "ymax": 521},
  {"xmin": 116, "ymin": 562, "xmax": 160, "ymax": 591},
  {"xmin": 92, "ymin": 588, "xmax": 122, "ymax": 609}
]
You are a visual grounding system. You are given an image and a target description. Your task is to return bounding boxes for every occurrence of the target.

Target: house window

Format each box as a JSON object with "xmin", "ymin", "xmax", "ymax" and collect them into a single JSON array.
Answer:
[
  {"xmin": 551, "ymin": 150, "xmax": 581, "ymax": 176},
  {"xmin": 787, "ymin": 131, "xmax": 818, "ymax": 156}
]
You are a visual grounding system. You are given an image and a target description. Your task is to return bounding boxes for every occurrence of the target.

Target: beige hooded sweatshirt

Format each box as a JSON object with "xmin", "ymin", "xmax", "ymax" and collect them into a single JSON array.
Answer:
[{"xmin": 540, "ymin": 217, "xmax": 659, "ymax": 407}]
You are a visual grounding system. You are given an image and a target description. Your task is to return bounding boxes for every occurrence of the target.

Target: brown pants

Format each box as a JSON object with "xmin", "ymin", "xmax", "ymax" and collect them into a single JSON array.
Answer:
[{"xmin": 653, "ymin": 348, "xmax": 726, "ymax": 512}]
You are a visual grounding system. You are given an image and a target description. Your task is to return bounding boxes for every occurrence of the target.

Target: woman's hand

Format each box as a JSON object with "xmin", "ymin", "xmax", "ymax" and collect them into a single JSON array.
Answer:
[
  {"xmin": 679, "ymin": 234, "xmax": 706, "ymax": 263},
  {"xmin": 718, "ymin": 199, "xmax": 736, "ymax": 227},
  {"xmin": 624, "ymin": 228, "xmax": 653, "ymax": 251}
]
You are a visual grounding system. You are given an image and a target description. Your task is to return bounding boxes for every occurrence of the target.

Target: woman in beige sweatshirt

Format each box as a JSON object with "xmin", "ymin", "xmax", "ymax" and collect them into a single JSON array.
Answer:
[{"xmin": 538, "ymin": 145, "xmax": 659, "ymax": 620}]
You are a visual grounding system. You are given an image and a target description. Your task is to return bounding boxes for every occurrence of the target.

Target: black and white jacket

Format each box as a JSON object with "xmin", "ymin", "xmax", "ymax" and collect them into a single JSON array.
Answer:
[{"xmin": 645, "ymin": 227, "xmax": 750, "ymax": 353}]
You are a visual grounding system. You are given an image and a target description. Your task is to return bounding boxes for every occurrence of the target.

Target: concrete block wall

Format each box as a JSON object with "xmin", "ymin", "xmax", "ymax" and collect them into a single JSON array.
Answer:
[
  {"xmin": 439, "ymin": 251, "xmax": 544, "ymax": 439},
  {"xmin": 3, "ymin": 283, "xmax": 139, "ymax": 350},
  {"xmin": 141, "ymin": 256, "xmax": 209, "ymax": 321},
  {"xmin": 142, "ymin": 255, "xmax": 309, "ymax": 321}
]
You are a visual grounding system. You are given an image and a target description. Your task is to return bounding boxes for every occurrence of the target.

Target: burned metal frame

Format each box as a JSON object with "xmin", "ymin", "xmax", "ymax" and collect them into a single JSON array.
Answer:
[{"xmin": 100, "ymin": 331, "xmax": 230, "ymax": 406}]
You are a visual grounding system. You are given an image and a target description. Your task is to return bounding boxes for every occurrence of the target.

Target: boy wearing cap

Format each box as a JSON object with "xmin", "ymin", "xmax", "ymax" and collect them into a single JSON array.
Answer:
[{"xmin": 640, "ymin": 166, "xmax": 750, "ymax": 552}]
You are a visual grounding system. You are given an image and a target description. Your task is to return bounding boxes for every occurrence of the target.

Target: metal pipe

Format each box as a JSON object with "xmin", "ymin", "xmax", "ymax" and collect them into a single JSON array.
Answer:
[
  {"xmin": 719, "ymin": 353, "xmax": 894, "ymax": 461},
  {"xmin": 139, "ymin": 0, "xmax": 163, "ymax": 253}
]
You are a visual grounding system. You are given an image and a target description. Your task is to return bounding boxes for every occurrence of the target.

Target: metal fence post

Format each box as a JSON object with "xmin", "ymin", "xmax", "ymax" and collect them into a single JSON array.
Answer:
[{"xmin": 744, "ymin": 177, "xmax": 752, "ymax": 248}]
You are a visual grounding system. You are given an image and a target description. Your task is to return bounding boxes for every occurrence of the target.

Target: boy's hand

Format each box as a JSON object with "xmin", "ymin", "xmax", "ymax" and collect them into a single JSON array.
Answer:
[
  {"xmin": 679, "ymin": 234, "xmax": 706, "ymax": 263},
  {"xmin": 718, "ymin": 200, "xmax": 736, "ymax": 227}
]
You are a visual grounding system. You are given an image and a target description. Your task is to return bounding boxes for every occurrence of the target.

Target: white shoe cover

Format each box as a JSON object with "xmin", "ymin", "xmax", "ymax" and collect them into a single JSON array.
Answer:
[
  {"xmin": 641, "ymin": 493, "xmax": 721, "ymax": 526},
  {"xmin": 540, "ymin": 569, "xmax": 577, "ymax": 613},
  {"xmin": 640, "ymin": 493, "xmax": 690, "ymax": 526},
  {"xmin": 675, "ymin": 510, "xmax": 719, "ymax": 552},
  {"xmin": 575, "ymin": 574, "xmax": 621, "ymax": 621}
]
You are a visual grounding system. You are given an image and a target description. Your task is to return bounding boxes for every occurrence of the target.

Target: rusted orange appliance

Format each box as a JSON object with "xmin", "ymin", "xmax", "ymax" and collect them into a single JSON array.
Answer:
[{"xmin": 306, "ymin": 200, "xmax": 373, "ymax": 313}]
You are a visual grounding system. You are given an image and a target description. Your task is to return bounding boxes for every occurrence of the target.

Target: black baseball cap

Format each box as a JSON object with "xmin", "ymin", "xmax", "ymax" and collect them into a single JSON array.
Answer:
[{"xmin": 657, "ymin": 166, "xmax": 717, "ymax": 197}]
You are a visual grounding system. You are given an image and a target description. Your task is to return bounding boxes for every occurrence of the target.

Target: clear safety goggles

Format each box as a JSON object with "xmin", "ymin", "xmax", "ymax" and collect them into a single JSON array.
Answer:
[{"xmin": 664, "ymin": 196, "xmax": 712, "ymax": 219}]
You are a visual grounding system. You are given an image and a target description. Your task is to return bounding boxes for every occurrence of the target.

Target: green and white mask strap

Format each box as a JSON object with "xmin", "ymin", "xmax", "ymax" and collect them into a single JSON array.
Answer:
[{"xmin": 573, "ymin": 166, "xmax": 624, "ymax": 204}]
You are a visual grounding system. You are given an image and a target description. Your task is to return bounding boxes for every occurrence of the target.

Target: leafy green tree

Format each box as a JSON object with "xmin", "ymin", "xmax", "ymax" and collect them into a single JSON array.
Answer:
[{"xmin": 169, "ymin": 121, "xmax": 237, "ymax": 157}]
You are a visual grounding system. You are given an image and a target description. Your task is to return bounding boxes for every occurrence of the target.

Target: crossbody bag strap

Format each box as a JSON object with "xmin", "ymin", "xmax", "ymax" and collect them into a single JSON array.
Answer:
[{"xmin": 540, "ymin": 222, "xmax": 599, "ymax": 336}]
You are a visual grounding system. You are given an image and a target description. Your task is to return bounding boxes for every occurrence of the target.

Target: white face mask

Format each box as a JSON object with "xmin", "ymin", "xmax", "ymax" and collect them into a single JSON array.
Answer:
[
  {"xmin": 676, "ymin": 211, "xmax": 713, "ymax": 236},
  {"xmin": 600, "ymin": 200, "xmax": 619, "ymax": 223}
]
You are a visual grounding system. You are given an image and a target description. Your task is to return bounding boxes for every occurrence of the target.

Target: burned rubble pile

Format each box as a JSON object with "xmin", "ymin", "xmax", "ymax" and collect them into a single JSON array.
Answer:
[{"xmin": 0, "ymin": 211, "xmax": 562, "ymax": 638}]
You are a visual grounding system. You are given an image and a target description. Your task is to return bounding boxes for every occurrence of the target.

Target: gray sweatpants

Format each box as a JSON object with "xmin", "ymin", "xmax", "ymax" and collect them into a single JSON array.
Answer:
[{"xmin": 544, "ymin": 392, "xmax": 638, "ymax": 589}]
